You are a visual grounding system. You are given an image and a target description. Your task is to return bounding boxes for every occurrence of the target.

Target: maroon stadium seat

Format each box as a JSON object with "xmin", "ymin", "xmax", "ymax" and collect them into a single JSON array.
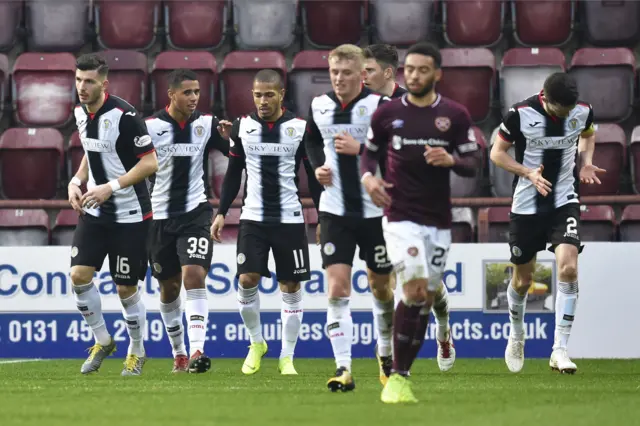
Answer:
[
  {"xmin": 511, "ymin": 0, "xmax": 574, "ymax": 47},
  {"xmin": 220, "ymin": 51, "xmax": 287, "ymax": 120},
  {"xmin": 151, "ymin": 51, "xmax": 217, "ymax": 112},
  {"xmin": 371, "ymin": 0, "xmax": 435, "ymax": 46},
  {"xmin": 485, "ymin": 206, "xmax": 511, "ymax": 243},
  {"xmin": 500, "ymin": 48, "xmax": 565, "ymax": 116},
  {"xmin": 12, "ymin": 52, "xmax": 76, "ymax": 127},
  {"xmin": 629, "ymin": 126, "xmax": 640, "ymax": 194},
  {"xmin": 209, "ymin": 150, "xmax": 246, "ymax": 201},
  {"xmin": 442, "ymin": 0, "xmax": 505, "ymax": 47},
  {"xmin": 452, "ymin": 207, "xmax": 475, "ymax": 243},
  {"xmin": 289, "ymin": 51, "xmax": 332, "ymax": 117},
  {"xmin": 450, "ymin": 126, "xmax": 486, "ymax": 197},
  {"xmin": 26, "ymin": 0, "xmax": 90, "ymax": 51},
  {"xmin": 232, "ymin": 0, "xmax": 297, "ymax": 50},
  {"xmin": 619, "ymin": 205, "xmax": 640, "ymax": 242},
  {"xmin": 569, "ymin": 48, "xmax": 635, "ymax": 123},
  {"xmin": 165, "ymin": 0, "xmax": 228, "ymax": 50},
  {"xmin": 95, "ymin": 0, "xmax": 160, "ymax": 50},
  {"xmin": 302, "ymin": 0, "xmax": 366, "ymax": 48},
  {"xmin": 438, "ymin": 48, "xmax": 495, "ymax": 123},
  {"xmin": 52, "ymin": 209, "xmax": 79, "ymax": 246},
  {"xmin": 220, "ymin": 207, "xmax": 241, "ymax": 243},
  {"xmin": 0, "ymin": 209, "xmax": 50, "ymax": 246},
  {"xmin": 303, "ymin": 207, "xmax": 318, "ymax": 244},
  {"xmin": 0, "ymin": 54, "xmax": 7, "ymax": 121},
  {"xmin": 67, "ymin": 131, "xmax": 87, "ymax": 191},
  {"xmin": 0, "ymin": 0, "xmax": 22, "ymax": 51},
  {"xmin": 580, "ymin": 205, "xmax": 616, "ymax": 242},
  {"xmin": 488, "ymin": 125, "xmax": 514, "ymax": 197},
  {"xmin": 0, "ymin": 128, "xmax": 64, "ymax": 199},
  {"xmin": 101, "ymin": 50, "xmax": 147, "ymax": 111},
  {"xmin": 579, "ymin": 124, "xmax": 625, "ymax": 197},
  {"xmin": 583, "ymin": 0, "xmax": 640, "ymax": 47}
]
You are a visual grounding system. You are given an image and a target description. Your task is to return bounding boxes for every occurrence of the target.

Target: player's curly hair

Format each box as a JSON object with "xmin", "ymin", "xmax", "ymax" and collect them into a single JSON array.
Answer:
[
  {"xmin": 363, "ymin": 44, "xmax": 399, "ymax": 71},
  {"xmin": 406, "ymin": 42, "xmax": 442, "ymax": 69},
  {"xmin": 76, "ymin": 53, "xmax": 109, "ymax": 77},
  {"xmin": 543, "ymin": 72, "xmax": 579, "ymax": 107}
]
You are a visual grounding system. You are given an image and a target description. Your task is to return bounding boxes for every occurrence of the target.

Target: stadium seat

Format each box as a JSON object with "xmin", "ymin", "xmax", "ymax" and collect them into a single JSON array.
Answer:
[
  {"xmin": 101, "ymin": 50, "xmax": 147, "ymax": 112},
  {"xmin": 568, "ymin": 48, "xmax": 635, "ymax": 123},
  {"xmin": 289, "ymin": 51, "xmax": 332, "ymax": 117},
  {"xmin": 580, "ymin": 205, "xmax": 616, "ymax": 242},
  {"xmin": 452, "ymin": 207, "xmax": 475, "ymax": 243},
  {"xmin": 442, "ymin": 0, "xmax": 505, "ymax": 47},
  {"xmin": 209, "ymin": 150, "xmax": 246, "ymax": 201},
  {"xmin": 12, "ymin": 53, "xmax": 77, "ymax": 127},
  {"xmin": 438, "ymin": 48, "xmax": 495, "ymax": 123},
  {"xmin": 0, "ymin": 128, "xmax": 64, "ymax": 199},
  {"xmin": 220, "ymin": 207, "xmax": 241, "ymax": 243},
  {"xmin": 152, "ymin": 51, "xmax": 217, "ymax": 112},
  {"xmin": 303, "ymin": 207, "xmax": 318, "ymax": 244},
  {"xmin": 0, "ymin": 209, "xmax": 50, "ymax": 246},
  {"xmin": 0, "ymin": 0, "xmax": 22, "ymax": 51},
  {"xmin": 67, "ymin": 131, "xmax": 86, "ymax": 191},
  {"xmin": 489, "ymin": 125, "xmax": 515, "ymax": 197},
  {"xmin": 165, "ymin": 0, "xmax": 228, "ymax": 50},
  {"xmin": 220, "ymin": 51, "xmax": 287, "ymax": 120},
  {"xmin": 450, "ymin": 126, "xmax": 487, "ymax": 197},
  {"xmin": 579, "ymin": 124, "xmax": 625, "ymax": 197},
  {"xmin": 51, "ymin": 209, "xmax": 78, "ymax": 246},
  {"xmin": 26, "ymin": 0, "xmax": 90, "ymax": 51},
  {"xmin": 500, "ymin": 48, "xmax": 565, "ymax": 116},
  {"xmin": 485, "ymin": 206, "xmax": 510, "ymax": 243},
  {"xmin": 0, "ymin": 54, "xmax": 7, "ymax": 121},
  {"xmin": 370, "ymin": 0, "xmax": 435, "ymax": 46},
  {"xmin": 511, "ymin": 0, "xmax": 574, "ymax": 47},
  {"xmin": 619, "ymin": 205, "xmax": 640, "ymax": 242},
  {"xmin": 302, "ymin": 0, "xmax": 366, "ymax": 48},
  {"xmin": 95, "ymin": 0, "xmax": 160, "ymax": 50},
  {"xmin": 629, "ymin": 126, "xmax": 640, "ymax": 194},
  {"xmin": 232, "ymin": 0, "xmax": 297, "ymax": 50},
  {"xmin": 582, "ymin": 0, "xmax": 640, "ymax": 47}
]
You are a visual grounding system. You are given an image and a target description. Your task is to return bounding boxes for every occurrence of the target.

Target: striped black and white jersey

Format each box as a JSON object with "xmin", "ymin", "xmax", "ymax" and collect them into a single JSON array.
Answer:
[
  {"xmin": 498, "ymin": 92, "xmax": 595, "ymax": 215},
  {"xmin": 304, "ymin": 87, "xmax": 389, "ymax": 218},
  {"xmin": 74, "ymin": 93, "xmax": 155, "ymax": 223},
  {"xmin": 145, "ymin": 109, "xmax": 229, "ymax": 219}
]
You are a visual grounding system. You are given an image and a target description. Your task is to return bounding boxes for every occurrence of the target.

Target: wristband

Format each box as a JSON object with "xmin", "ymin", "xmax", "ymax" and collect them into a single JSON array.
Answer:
[
  {"xmin": 108, "ymin": 179, "xmax": 121, "ymax": 192},
  {"xmin": 360, "ymin": 171, "xmax": 373, "ymax": 183},
  {"xmin": 70, "ymin": 177, "xmax": 82, "ymax": 187}
]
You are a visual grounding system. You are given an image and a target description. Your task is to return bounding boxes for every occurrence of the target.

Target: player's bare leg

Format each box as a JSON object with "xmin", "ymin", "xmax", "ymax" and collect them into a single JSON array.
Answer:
[
  {"xmin": 432, "ymin": 281, "xmax": 455, "ymax": 371},
  {"xmin": 159, "ymin": 274, "xmax": 188, "ymax": 373},
  {"xmin": 237, "ymin": 273, "xmax": 268, "ymax": 375},
  {"xmin": 550, "ymin": 244, "xmax": 579, "ymax": 374},
  {"xmin": 278, "ymin": 281, "xmax": 303, "ymax": 375},
  {"xmin": 71, "ymin": 265, "xmax": 116, "ymax": 374},
  {"xmin": 505, "ymin": 256, "xmax": 536, "ymax": 373},
  {"xmin": 118, "ymin": 284, "xmax": 147, "ymax": 376},
  {"xmin": 369, "ymin": 269, "xmax": 394, "ymax": 385},
  {"xmin": 182, "ymin": 265, "xmax": 212, "ymax": 373},
  {"xmin": 326, "ymin": 264, "xmax": 356, "ymax": 392}
]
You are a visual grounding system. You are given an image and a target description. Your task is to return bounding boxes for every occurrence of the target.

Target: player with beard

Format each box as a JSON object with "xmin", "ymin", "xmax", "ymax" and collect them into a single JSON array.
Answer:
[{"xmin": 362, "ymin": 42, "xmax": 481, "ymax": 403}]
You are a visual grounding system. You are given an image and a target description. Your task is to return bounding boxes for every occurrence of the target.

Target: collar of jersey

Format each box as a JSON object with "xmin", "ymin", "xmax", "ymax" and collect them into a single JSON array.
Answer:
[{"xmin": 328, "ymin": 86, "xmax": 373, "ymax": 111}]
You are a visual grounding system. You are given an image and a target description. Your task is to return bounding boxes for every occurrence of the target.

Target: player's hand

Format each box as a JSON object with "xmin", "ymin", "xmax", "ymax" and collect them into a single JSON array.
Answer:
[
  {"xmin": 424, "ymin": 145, "xmax": 455, "ymax": 167},
  {"xmin": 211, "ymin": 214, "xmax": 225, "ymax": 243},
  {"xmin": 81, "ymin": 184, "xmax": 113, "ymax": 209},
  {"xmin": 315, "ymin": 165, "xmax": 332, "ymax": 186},
  {"xmin": 527, "ymin": 165, "xmax": 552, "ymax": 197},
  {"xmin": 217, "ymin": 120, "xmax": 233, "ymax": 140},
  {"xmin": 334, "ymin": 132, "xmax": 361, "ymax": 156},
  {"xmin": 362, "ymin": 174, "xmax": 393, "ymax": 208},
  {"xmin": 315, "ymin": 223, "xmax": 321, "ymax": 245},
  {"xmin": 68, "ymin": 182, "xmax": 85, "ymax": 215},
  {"xmin": 580, "ymin": 164, "xmax": 606, "ymax": 184}
]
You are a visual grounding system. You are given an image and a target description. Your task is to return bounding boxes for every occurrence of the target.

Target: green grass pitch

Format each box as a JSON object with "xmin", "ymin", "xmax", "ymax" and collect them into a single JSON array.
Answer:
[{"xmin": 1, "ymin": 359, "xmax": 639, "ymax": 426}]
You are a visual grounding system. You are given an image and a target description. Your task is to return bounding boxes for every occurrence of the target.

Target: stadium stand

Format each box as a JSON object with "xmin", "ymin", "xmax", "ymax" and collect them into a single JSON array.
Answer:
[
  {"xmin": 620, "ymin": 205, "xmax": 640, "ymax": 241},
  {"xmin": 0, "ymin": 53, "xmax": 7, "ymax": 121},
  {"xmin": 442, "ymin": 0, "xmax": 505, "ymax": 47},
  {"xmin": 370, "ymin": 0, "xmax": 435, "ymax": 46},
  {"xmin": 51, "ymin": 208, "xmax": 78, "ymax": 246},
  {"xmin": 511, "ymin": 0, "xmax": 575, "ymax": 47},
  {"xmin": 165, "ymin": 0, "xmax": 228, "ymax": 50},
  {"xmin": 95, "ymin": 0, "xmax": 160, "ymax": 50},
  {"xmin": 0, "ymin": 208, "xmax": 50, "ymax": 246},
  {"xmin": 301, "ymin": 0, "xmax": 366, "ymax": 48},
  {"xmin": 232, "ymin": 0, "xmax": 298, "ymax": 50},
  {"xmin": 580, "ymin": 204, "xmax": 617, "ymax": 242},
  {"xmin": 101, "ymin": 50, "xmax": 148, "ymax": 111},
  {"xmin": 0, "ymin": 0, "xmax": 22, "ymax": 51},
  {"xmin": 579, "ymin": 124, "xmax": 626, "ymax": 197},
  {"xmin": 289, "ymin": 50, "xmax": 332, "ymax": 117},
  {"xmin": 630, "ymin": 126, "xmax": 640, "ymax": 195},
  {"xmin": 582, "ymin": 0, "xmax": 640, "ymax": 47},
  {"xmin": 26, "ymin": 0, "xmax": 91, "ymax": 52}
]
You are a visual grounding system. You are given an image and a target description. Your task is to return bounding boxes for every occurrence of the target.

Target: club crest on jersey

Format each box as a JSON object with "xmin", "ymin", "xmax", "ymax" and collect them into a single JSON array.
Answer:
[
  {"xmin": 70, "ymin": 246, "xmax": 78, "ymax": 258},
  {"xmin": 435, "ymin": 117, "xmax": 451, "ymax": 132},
  {"xmin": 195, "ymin": 125, "xmax": 205, "ymax": 137},
  {"xmin": 511, "ymin": 246, "xmax": 522, "ymax": 257},
  {"xmin": 568, "ymin": 118, "xmax": 578, "ymax": 130},
  {"xmin": 356, "ymin": 105, "xmax": 368, "ymax": 117},
  {"xmin": 323, "ymin": 242, "xmax": 336, "ymax": 256},
  {"xmin": 103, "ymin": 119, "xmax": 111, "ymax": 130},
  {"xmin": 285, "ymin": 127, "xmax": 296, "ymax": 137},
  {"xmin": 153, "ymin": 263, "xmax": 163, "ymax": 273},
  {"xmin": 237, "ymin": 253, "xmax": 246, "ymax": 265}
]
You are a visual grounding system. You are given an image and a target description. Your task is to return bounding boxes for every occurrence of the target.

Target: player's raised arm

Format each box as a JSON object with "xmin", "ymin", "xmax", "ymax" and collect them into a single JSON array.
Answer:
[
  {"xmin": 577, "ymin": 104, "xmax": 605, "ymax": 184},
  {"xmin": 450, "ymin": 110, "xmax": 481, "ymax": 177}
]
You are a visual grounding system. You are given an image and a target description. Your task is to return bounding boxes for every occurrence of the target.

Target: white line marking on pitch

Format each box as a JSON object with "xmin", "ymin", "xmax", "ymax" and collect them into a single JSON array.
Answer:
[{"xmin": 0, "ymin": 359, "xmax": 45, "ymax": 364}]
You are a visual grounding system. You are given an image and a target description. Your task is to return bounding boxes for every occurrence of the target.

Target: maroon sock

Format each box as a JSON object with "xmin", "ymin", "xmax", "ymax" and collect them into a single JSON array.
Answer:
[
  {"xmin": 406, "ymin": 309, "xmax": 430, "ymax": 371},
  {"xmin": 392, "ymin": 301, "xmax": 424, "ymax": 375}
]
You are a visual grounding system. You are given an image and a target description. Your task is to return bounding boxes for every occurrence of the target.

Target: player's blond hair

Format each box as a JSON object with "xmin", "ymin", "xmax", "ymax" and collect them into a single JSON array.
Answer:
[{"xmin": 328, "ymin": 44, "xmax": 364, "ymax": 66}]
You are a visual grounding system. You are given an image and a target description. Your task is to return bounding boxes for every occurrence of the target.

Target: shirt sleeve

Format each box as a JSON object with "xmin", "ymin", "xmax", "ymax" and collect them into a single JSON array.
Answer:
[
  {"xmin": 119, "ymin": 110, "xmax": 155, "ymax": 158},
  {"xmin": 206, "ymin": 115, "xmax": 230, "ymax": 157},
  {"xmin": 295, "ymin": 142, "xmax": 323, "ymax": 212},
  {"xmin": 217, "ymin": 119, "xmax": 245, "ymax": 217},
  {"xmin": 497, "ymin": 106, "xmax": 522, "ymax": 144},
  {"xmin": 303, "ymin": 105, "xmax": 325, "ymax": 170},
  {"xmin": 451, "ymin": 109, "xmax": 481, "ymax": 178},
  {"xmin": 361, "ymin": 106, "xmax": 389, "ymax": 177},
  {"xmin": 581, "ymin": 103, "xmax": 595, "ymax": 137}
]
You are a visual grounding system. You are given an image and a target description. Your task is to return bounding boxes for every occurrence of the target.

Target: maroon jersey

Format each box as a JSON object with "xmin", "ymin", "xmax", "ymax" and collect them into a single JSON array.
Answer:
[{"xmin": 362, "ymin": 93, "xmax": 480, "ymax": 229}]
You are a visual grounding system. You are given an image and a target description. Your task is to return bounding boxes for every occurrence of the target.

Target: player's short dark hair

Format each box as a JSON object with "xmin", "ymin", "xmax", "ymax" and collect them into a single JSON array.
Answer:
[
  {"xmin": 76, "ymin": 53, "xmax": 109, "ymax": 77},
  {"xmin": 543, "ymin": 72, "xmax": 579, "ymax": 107},
  {"xmin": 363, "ymin": 44, "xmax": 399, "ymax": 71},
  {"xmin": 406, "ymin": 42, "xmax": 442, "ymax": 69},
  {"xmin": 254, "ymin": 69, "xmax": 283, "ymax": 90},
  {"xmin": 167, "ymin": 69, "xmax": 199, "ymax": 89}
]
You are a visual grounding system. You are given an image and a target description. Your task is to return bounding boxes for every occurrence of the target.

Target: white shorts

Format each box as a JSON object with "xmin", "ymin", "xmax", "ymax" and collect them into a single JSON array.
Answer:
[{"xmin": 382, "ymin": 218, "xmax": 451, "ymax": 289}]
